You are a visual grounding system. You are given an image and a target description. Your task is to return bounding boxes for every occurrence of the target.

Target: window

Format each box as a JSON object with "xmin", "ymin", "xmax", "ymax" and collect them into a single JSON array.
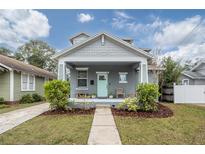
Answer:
[
  {"xmin": 77, "ymin": 69, "xmax": 88, "ymax": 90},
  {"xmin": 21, "ymin": 73, "xmax": 35, "ymax": 91},
  {"xmin": 182, "ymin": 79, "xmax": 189, "ymax": 85},
  {"xmin": 119, "ymin": 72, "xmax": 128, "ymax": 83}
]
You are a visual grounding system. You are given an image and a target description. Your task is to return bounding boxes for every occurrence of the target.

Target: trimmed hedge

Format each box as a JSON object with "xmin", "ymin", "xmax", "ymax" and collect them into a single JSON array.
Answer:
[
  {"xmin": 117, "ymin": 83, "xmax": 160, "ymax": 112},
  {"xmin": 44, "ymin": 80, "xmax": 70, "ymax": 110},
  {"xmin": 32, "ymin": 93, "xmax": 43, "ymax": 102},
  {"xmin": 0, "ymin": 97, "xmax": 5, "ymax": 104},
  {"xmin": 137, "ymin": 83, "xmax": 160, "ymax": 112},
  {"xmin": 20, "ymin": 94, "xmax": 34, "ymax": 104}
]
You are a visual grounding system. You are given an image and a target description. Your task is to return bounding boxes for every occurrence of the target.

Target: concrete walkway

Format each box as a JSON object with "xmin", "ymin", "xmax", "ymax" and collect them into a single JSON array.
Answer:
[
  {"xmin": 0, "ymin": 103, "xmax": 49, "ymax": 134},
  {"xmin": 88, "ymin": 104, "xmax": 122, "ymax": 145}
]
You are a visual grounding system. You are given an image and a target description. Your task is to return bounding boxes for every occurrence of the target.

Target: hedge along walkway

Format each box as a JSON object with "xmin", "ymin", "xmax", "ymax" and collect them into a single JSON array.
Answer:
[
  {"xmin": 0, "ymin": 103, "xmax": 49, "ymax": 134},
  {"xmin": 87, "ymin": 104, "xmax": 122, "ymax": 145}
]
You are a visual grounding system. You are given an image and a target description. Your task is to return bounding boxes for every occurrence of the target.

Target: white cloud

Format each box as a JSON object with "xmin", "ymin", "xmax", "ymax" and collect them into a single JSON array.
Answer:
[
  {"xmin": 77, "ymin": 13, "xmax": 94, "ymax": 23},
  {"xmin": 160, "ymin": 43, "xmax": 205, "ymax": 65},
  {"xmin": 0, "ymin": 10, "xmax": 51, "ymax": 49},
  {"xmin": 114, "ymin": 11, "xmax": 134, "ymax": 19},
  {"xmin": 112, "ymin": 11, "xmax": 135, "ymax": 30},
  {"xmin": 112, "ymin": 12, "xmax": 205, "ymax": 64},
  {"xmin": 154, "ymin": 15, "xmax": 205, "ymax": 49}
]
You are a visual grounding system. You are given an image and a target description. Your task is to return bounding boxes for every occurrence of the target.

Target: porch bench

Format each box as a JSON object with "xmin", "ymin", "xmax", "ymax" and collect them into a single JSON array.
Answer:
[{"xmin": 75, "ymin": 93, "xmax": 90, "ymax": 98}]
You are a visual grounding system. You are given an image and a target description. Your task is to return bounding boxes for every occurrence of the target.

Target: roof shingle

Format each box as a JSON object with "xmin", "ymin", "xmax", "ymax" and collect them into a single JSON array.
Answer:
[{"xmin": 0, "ymin": 54, "xmax": 56, "ymax": 79}]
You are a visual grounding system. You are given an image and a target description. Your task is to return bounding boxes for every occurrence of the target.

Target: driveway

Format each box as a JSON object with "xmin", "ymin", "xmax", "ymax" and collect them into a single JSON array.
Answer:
[{"xmin": 0, "ymin": 103, "xmax": 49, "ymax": 134}]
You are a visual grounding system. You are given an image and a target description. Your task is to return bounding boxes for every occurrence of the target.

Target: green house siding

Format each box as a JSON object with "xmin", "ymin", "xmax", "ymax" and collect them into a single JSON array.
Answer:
[
  {"xmin": 0, "ymin": 71, "xmax": 10, "ymax": 101},
  {"xmin": 14, "ymin": 71, "xmax": 46, "ymax": 101}
]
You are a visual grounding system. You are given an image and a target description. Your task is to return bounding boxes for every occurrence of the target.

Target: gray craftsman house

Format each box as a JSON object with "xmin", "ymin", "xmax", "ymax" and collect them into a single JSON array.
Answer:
[
  {"xmin": 53, "ymin": 32, "xmax": 162, "ymax": 99},
  {"xmin": 180, "ymin": 61, "xmax": 205, "ymax": 85}
]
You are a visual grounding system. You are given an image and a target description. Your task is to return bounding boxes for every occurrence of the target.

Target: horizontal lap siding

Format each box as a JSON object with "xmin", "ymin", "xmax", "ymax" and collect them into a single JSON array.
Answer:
[
  {"xmin": 66, "ymin": 36, "xmax": 144, "ymax": 59},
  {"xmin": 0, "ymin": 72, "xmax": 10, "ymax": 101},
  {"xmin": 14, "ymin": 71, "xmax": 45, "ymax": 101}
]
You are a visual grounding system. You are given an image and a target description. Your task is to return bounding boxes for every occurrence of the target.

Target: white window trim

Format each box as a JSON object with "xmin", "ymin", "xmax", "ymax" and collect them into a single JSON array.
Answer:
[
  {"xmin": 76, "ymin": 67, "xmax": 88, "ymax": 70},
  {"xmin": 21, "ymin": 73, "xmax": 36, "ymax": 91},
  {"xmin": 119, "ymin": 72, "xmax": 128, "ymax": 83},
  {"xmin": 76, "ymin": 68, "xmax": 88, "ymax": 90},
  {"xmin": 182, "ymin": 79, "xmax": 189, "ymax": 85}
]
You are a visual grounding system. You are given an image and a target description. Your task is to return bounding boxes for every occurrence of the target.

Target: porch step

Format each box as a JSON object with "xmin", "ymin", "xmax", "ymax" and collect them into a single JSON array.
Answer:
[{"xmin": 95, "ymin": 104, "xmax": 111, "ymax": 108}]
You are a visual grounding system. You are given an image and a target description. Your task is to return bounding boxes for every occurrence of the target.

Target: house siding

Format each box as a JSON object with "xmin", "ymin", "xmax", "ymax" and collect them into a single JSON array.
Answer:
[
  {"xmin": 0, "ymin": 71, "xmax": 10, "ymax": 101},
  {"xmin": 193, "ymin": 79, "xmax": 205, "ymax": 85},
  {"xmin": 61, "ymin": 36, "xmax": 147, "ymax": 63},
  {"xmin": 180, "ymin": 75, "xmax": 194, "ymax": 85},
  {"xmin": 13, "ymin": 71, "xmax": 45, "ymax": 101},
  {"xmin": 72, "ymin": 34, "xmax": 89, "ymax": 45},
  {"xmin": 194, "ymin": 63, "xmax": 205, "ymax": 75},
  {"xmin": 70, "ymin": 65, "xmax": 139, "ymax": 98}
]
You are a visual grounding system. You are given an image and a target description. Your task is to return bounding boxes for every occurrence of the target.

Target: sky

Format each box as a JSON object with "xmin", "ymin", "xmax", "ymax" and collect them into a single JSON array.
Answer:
[{"xmin": 1, "ymin": 9, "xmax": 205, "ymax": 64}]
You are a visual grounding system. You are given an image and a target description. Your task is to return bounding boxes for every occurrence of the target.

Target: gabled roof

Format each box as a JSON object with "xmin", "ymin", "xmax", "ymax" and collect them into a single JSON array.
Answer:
[
  {"xmin": 53, "ymin": 32, "xmax": 153, "ymax": 60},
  {"xmin": 182, "ymin": 71, "xmax": 205, "ymax": 79},
  {"xmin": 0, "ymin": 54, "xmax": 56, "ymax": 79},
  {"xmin": 190, "ymin": 61, "xmax": 205, "ymax": 71},
  {"xmin": 69, "ymin": 32, "xmax": 90, "ymax": 44}
]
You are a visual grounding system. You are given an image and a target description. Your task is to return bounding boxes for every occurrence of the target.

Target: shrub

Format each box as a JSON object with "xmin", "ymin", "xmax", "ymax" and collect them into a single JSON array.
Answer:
[
  {"xmin": 137, "ymin": 83, "xmax": 160, "ymax": 112},
  {"xmin": 0, "ymin": 97, "xmax": 5, "ymax": 104},
  {"xmin": 117, "ymin": 97, "xmax": 139, "ymax": 111},
  {"xmin": 0, "ymin": 104, "xmax": 10, "ymax": 109},
  {"xmin": 20, "ymin": 94, "xmax": 34, "ymax": 104},
  {"xmin": 32, "ymin": 93, "xmax": 43, "ymax": 102},
  {"xmin": 44, "ymin": 80, "xmax": 70, "ymax": 110}
]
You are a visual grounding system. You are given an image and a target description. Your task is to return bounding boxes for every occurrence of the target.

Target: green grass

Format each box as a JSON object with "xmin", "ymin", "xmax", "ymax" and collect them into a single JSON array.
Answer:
[
  {"xmin": 0, "ymin": 102, "xmax": 44, "ymax": 114},
  {"xmin": 0, "ymin": 114, "xmax": 93, "ymax": 144},
  {"xmin": 114, "ymin": 104, "xmax": 205, "ymax": 144}
]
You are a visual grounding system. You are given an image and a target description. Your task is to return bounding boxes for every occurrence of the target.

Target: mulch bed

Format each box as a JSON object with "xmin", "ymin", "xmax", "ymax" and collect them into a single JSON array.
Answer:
[
  {"xmin": 111, "ymin": 103, "xmax": 173, "ymax": 118},
  {"xmin": 41, "ymin": 108, "xmax": 95, "ymax": 116}
]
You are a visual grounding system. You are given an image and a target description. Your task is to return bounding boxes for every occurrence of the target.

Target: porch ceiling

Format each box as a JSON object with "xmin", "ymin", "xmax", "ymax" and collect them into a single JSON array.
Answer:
[{"xmin": 66, "ymin": 61, "xmax": 140, "ymax": 66}]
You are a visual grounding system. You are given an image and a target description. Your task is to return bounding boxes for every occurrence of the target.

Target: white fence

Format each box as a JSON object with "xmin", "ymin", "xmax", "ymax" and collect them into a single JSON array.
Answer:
[{"xmin": 174, "ymin": 85, "xmax": 205, "ymax": 103}]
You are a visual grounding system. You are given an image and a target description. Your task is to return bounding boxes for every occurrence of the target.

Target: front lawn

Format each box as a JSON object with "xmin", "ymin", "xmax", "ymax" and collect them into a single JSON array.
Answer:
[
  {"xmin": 0, "ymin": 114, "xmax": 93, "ymax": 144},
  {"xmin": 114, "ymin": 104, "xmax": 205, "ymax": 144},
  {"xmin": 0, "ymin": 102, "xmax": 44, "ymax": 114}
]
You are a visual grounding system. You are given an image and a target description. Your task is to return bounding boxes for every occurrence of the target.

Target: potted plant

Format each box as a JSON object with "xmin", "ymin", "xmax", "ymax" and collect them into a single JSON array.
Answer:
[
  {"xmin": 109, "ymin": 93, "xmax": 114, "ymax": 99},
  {"xmin": 91, "ymin": 93, "xmax": 96, "ymax": 98}
]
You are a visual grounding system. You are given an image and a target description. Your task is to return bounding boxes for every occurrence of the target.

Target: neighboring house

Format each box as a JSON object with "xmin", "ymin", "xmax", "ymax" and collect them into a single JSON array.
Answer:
[
  {"xmin": 180, "ymin": 61, "xmax": 205, "ymax": 85},
  {"xmin": 53, "ymin": 32, "xmax": 162, "ymax": 98},
  {"xmin": 0, "ymin": 54, "xmax": 56, "ymax": 102}
]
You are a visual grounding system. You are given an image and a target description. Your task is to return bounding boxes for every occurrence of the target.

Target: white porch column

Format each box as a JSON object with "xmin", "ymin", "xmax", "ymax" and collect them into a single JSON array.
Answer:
[
  {"xmin": 139, "ymin": 62, "xmax": 148, "ymax": 83},
  {"xmin": 9, "ymin": 69, "xmax": 14, "ymax": 101},
  {"xmin": 58, "ymin": 61, "xmax": 66, "ymax": 80}
]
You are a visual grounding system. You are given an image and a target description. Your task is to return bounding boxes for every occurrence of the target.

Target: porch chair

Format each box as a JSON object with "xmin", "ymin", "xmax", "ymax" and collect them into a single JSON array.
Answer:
[{"xmin": 116, "ymin": 88, "xmax": 125, "ymax": 98}]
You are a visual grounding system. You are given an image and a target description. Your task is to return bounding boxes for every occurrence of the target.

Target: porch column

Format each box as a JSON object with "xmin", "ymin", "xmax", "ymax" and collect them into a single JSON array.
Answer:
[
  {"xmin": 139, "ymin": 62, "xmax": 148, "ymax": 83},
  {"xmin": 9, "ymin": 69, "xmax": 14, "ymax": 101},
  {"xmin": 58, "ymin": 61, "xmax": 66, "ymax": 80}
]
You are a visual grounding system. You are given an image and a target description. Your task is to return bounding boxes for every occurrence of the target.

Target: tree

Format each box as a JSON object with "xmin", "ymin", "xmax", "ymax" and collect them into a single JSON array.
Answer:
[
  {"xmin": 0, "ymin": 47, "xmax": 13, "ymax": 56},
  {"xmin": 15, "ymin": 40, "xmax": 57, "ymax": 72},
  {"xmin": 160, "ymin": 56, "xmax": 184, "ymax": 86}
]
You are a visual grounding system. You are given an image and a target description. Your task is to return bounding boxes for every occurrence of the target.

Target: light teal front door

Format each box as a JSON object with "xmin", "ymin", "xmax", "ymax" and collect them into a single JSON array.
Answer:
[{"xmin": 97, "ymin": 73, "xmax": 108, "ymax": 97}]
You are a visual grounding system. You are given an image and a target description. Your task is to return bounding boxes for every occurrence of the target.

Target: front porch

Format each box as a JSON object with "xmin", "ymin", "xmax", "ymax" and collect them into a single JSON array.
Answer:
[{"xmin": 58, "ymin": 61, "xmax": 149, "ymax": 99}]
